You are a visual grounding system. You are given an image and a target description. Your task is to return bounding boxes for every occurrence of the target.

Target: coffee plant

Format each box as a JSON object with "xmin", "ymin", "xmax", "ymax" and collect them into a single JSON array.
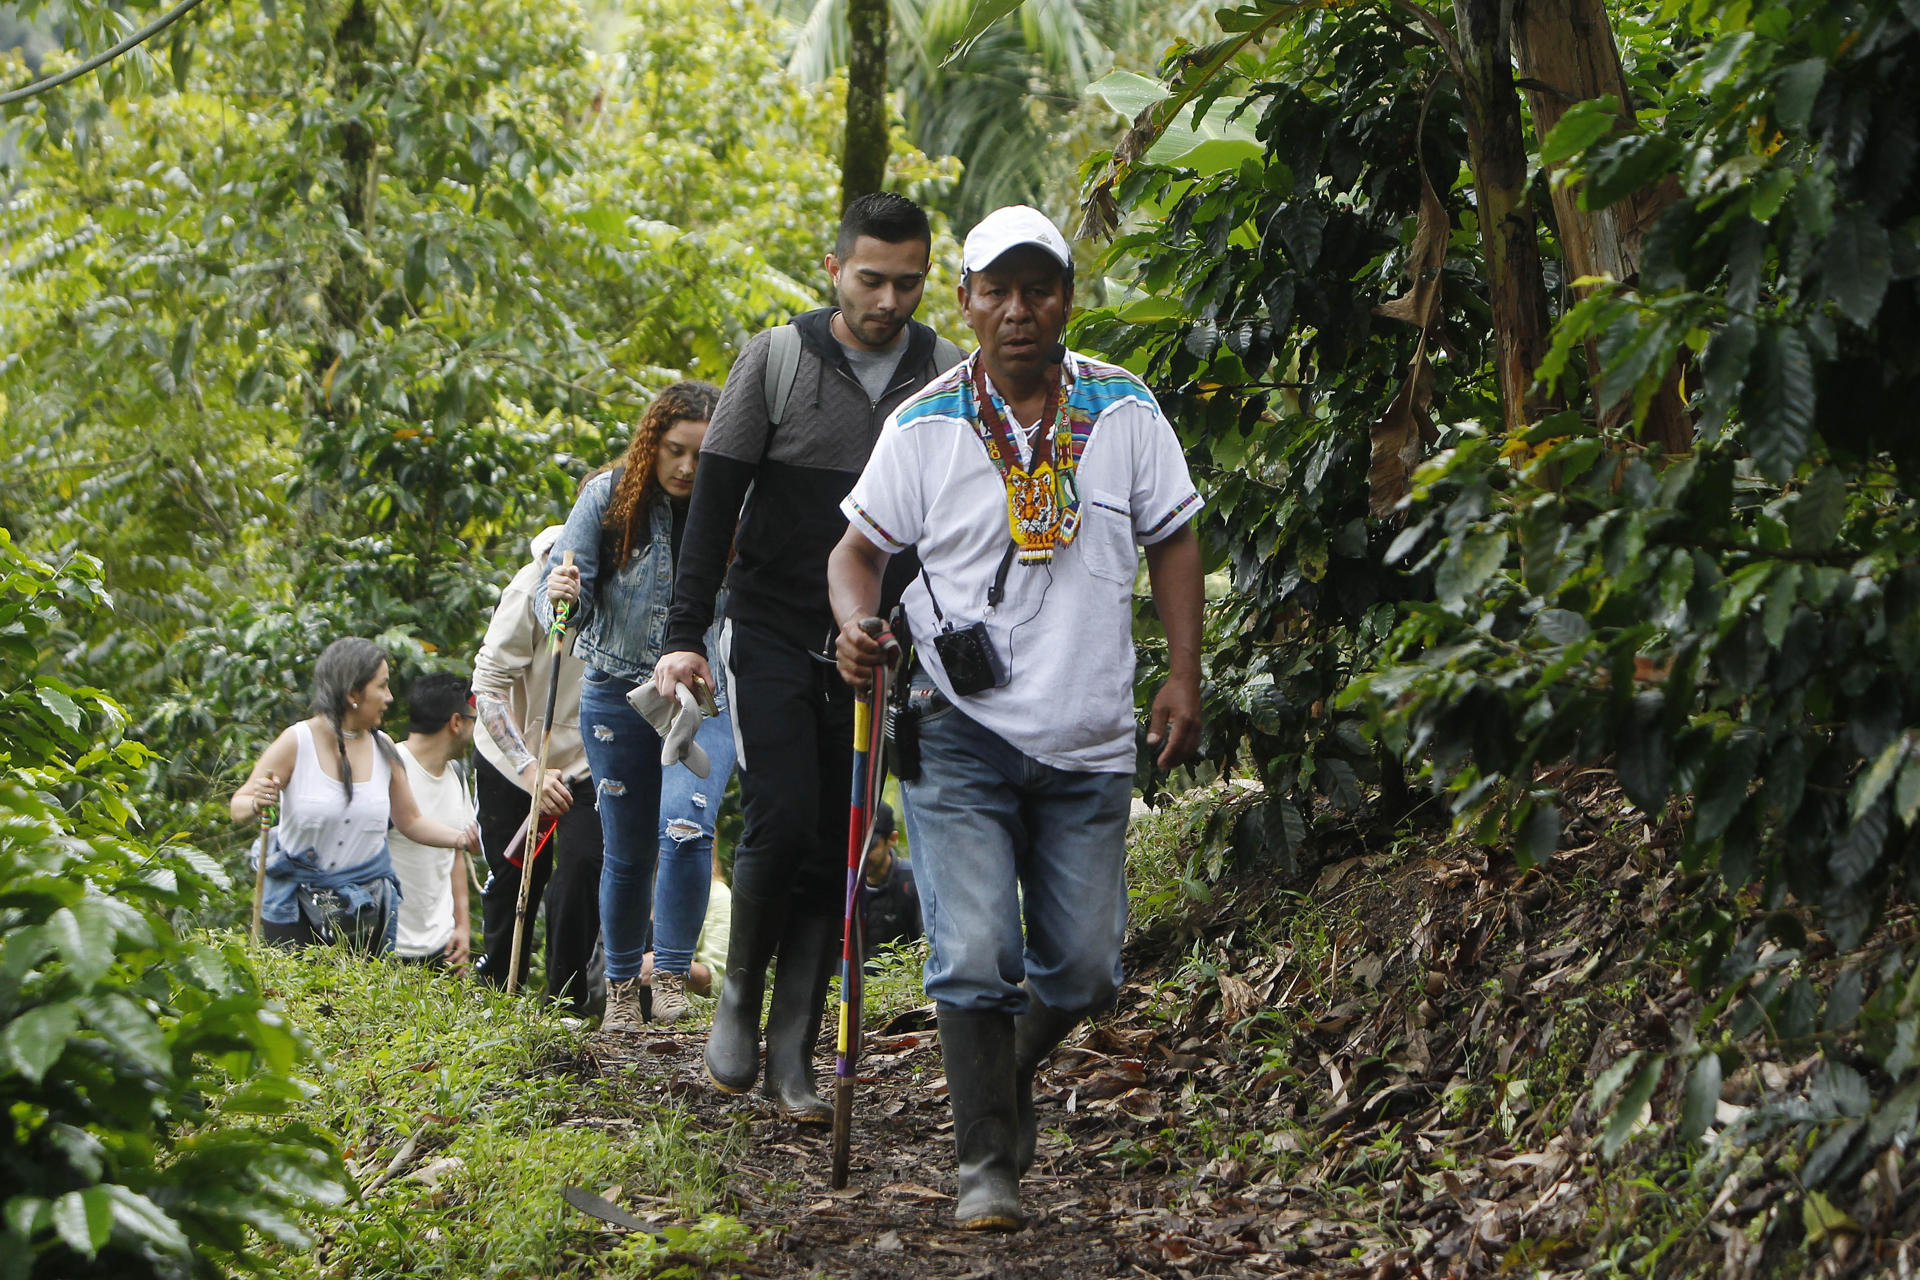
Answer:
[{"xmin": 0, "ymin": 530, "xmax": 346, "ymax": 1278}]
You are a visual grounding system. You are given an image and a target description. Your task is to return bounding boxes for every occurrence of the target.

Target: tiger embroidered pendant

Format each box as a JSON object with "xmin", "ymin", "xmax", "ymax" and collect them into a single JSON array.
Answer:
[{"xmin": 1008, "ymin": 463, "xmax": 1060, "ymax": 564}]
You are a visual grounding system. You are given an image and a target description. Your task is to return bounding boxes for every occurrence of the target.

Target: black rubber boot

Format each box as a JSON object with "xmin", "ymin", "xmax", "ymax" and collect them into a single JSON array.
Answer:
[
  {"xmin": 705, "ymin": 890, "xmax": 785, "ymax": 1094},
  {"xmin": 1012, "ymin": 994, "xmax": 1082, "ymax": 1174},
  {"xmin": 939, "ymin": 1006, "xmax": 1025, "ymax": 1232},
  {"xmin": 760, "ymin": 913, "xmax": 839, "ymax": 1123}
]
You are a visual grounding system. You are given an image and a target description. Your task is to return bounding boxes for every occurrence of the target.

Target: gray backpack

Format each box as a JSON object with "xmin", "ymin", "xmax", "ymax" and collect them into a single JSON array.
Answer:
[{"xmin": 763, "ymin": 323, "xmax": 964, "ymax": 425}]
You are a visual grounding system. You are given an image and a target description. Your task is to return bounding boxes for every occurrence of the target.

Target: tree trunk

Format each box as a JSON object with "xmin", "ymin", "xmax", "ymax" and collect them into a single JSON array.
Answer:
[
  {"xmin": 1513, "ymin": 0, "xmax": 1691, "ymax": 454},
  {"xmin": 841, "ymin": 0, "xmax": 890, "ymax": 211},
  {"xmin": 328, "ymin": 0, "xmax": 378, "ymax": 333},
  {"xmin": 1452, "ymin": 0, "xmax": 1555, "ymax": 433}
]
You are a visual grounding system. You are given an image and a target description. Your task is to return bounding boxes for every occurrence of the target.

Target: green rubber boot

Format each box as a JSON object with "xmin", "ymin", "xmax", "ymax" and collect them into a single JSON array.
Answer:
[
  {"xmin": 760, "ymin": 913, "xmax": 838, "ymax": 1123},
  {"xmin": 704, "ymin": 890, "xmax": 784, "ymax": 1094},
  {"xmin": 938, "ymin": 1006, "xmax": 1025, "ymax": 1232},
  {"xmin": 1012, "ymin": 994, "xmax": 1082, "ymax": 1174}
]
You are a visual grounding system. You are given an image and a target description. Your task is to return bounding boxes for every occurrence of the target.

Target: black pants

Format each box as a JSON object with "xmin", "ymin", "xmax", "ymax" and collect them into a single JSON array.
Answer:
[
  {"xmin": 471, "ymin": 752, "xmax": 604, "ymax": 1012},
  {"xmin": 722, "ymin": 619, "xmax": 855, "ymax": 919}
]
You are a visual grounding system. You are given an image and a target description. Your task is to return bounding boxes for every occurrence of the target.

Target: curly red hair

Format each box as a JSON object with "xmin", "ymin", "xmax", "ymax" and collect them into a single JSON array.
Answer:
[{"xmin": 602, "ymin": 379, "xmax": 721, "ymax": 566}]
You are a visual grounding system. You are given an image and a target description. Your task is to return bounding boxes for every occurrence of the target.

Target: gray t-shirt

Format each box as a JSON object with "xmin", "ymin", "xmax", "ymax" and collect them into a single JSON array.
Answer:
[{"xmin": 838, "ymin": 333, "xmax": 907, "ymax": 405}]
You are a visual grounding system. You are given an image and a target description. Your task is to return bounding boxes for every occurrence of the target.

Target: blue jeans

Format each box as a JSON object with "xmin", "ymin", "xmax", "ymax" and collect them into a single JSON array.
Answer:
[
  {"xmin": 580, "ymin": 672, "xmax": 665, "ymax": 983},
  {"xmin": 900, "ymin": 690, "xmax": 1134, "ymax": 1014},
  {"xmin": 653, "ymin": 710, "xmax": 738, "ymax": 973}
]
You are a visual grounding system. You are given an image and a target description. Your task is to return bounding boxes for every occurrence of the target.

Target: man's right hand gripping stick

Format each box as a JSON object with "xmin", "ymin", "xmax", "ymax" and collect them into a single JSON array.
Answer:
[{"xmin": 858, "ymin": 616, "xmax": 900, "ymax": 664}]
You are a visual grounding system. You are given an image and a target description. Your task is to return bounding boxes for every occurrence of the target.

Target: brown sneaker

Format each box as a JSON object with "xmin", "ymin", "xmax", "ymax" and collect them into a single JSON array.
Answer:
[
  {"xmin": 602, "ymin": 976, "xmax": 646, "ymax": 1035},
  {"xmin": 650, "ymin": 969, "xmax": 689, "ymax": 1025}
]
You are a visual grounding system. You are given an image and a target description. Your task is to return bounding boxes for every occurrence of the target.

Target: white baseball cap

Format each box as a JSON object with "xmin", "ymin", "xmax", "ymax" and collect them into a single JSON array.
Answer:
[{"xmin": 961, "ymin": 205, "xmax": 1073, "ymax": 274}]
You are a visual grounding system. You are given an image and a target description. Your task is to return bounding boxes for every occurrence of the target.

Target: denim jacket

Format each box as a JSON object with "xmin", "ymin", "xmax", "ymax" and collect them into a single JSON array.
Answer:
[{"xmin": 539, "ymin": 473, "xmax": 728, "ymax": 703}]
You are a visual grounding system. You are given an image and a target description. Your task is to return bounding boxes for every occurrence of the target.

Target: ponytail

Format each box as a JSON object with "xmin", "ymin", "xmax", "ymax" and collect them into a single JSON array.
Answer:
[{"xmin": 329, "ymin": 708, "xmax": 354, "ymax": 805}]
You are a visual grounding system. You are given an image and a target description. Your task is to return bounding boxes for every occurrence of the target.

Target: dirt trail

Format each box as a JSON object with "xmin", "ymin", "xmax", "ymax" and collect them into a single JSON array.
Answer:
[
  {"xmin": 569, "ymin": 774, "xmax": 1909, "ymax": 1280},
  {"xmin": 588, "ymin": 997, "xmax": 1294, "ymax": 1280}
]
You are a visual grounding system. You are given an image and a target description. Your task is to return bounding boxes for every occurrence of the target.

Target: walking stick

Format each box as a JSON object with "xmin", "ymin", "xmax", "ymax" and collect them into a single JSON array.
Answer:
[
  {"xmin": 248, "ymin": 774, "xmax": 277, "ymax": 944},
  {"xmin": 506, "ymin": 549, "xmax": 573, "ymax": 996},
  {"xmin": 831, "ymin": 619, "xmax": 897, "ymax": 1189}
]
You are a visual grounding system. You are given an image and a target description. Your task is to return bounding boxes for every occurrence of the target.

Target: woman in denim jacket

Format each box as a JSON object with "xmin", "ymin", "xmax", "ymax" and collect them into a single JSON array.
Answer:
[{"xmin": 543, "ymin": 380, "xmax": 722, "ymax": 1034}]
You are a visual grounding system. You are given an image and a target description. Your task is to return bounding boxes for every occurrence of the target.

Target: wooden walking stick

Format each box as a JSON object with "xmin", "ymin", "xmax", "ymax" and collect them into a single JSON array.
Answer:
[
  {"xmin": 506, "ymin": 549, "xmax": 573, "ymax": 996},
  {"xmin": 248, "ymin": 773, "xmax": 277, "ymax": 943},
  {"xmin": 831, "ymin": 618, "xmax": 897, "ymax": 1189}
]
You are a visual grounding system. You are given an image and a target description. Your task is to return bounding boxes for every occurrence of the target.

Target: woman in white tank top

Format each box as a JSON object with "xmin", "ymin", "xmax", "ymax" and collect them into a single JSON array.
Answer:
[{"xmin": 231, "ymin": 639, "xmax": 479, "ymax": 954}]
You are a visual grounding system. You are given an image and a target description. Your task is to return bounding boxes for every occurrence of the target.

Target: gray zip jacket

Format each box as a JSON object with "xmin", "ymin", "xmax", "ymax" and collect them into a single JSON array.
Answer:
[{"xmin": 663, "ymin": 306, "xmax": 959, "ymax": 656}]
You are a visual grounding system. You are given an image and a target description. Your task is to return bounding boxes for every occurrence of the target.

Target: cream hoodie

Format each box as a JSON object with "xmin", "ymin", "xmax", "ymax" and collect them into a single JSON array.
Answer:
[{"xmin": 471, "ymin": 525, "xmax": 587, "ymax": 788}]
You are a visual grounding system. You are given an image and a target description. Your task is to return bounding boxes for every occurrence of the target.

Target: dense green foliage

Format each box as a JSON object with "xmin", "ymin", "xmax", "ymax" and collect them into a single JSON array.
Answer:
[
  {"xmin": 0, "ymin": 531, "xmax": 344, "ymax": 1279},
  {"xmin": 775, "ymin": 0, "xmax": 1212, "ymax": 227},
  {"xmin": 1072, "ymin": 0, "xmax": 1920, "ymax": 1196},
  {"xmin": 1, "ymin": 0, "xmax": 957, "ymax": 865},
  {"xmin": 1347, "ymin": 0, "xmax": 1920, "ymax": 1177},
  {"xmin": 1073, "ymin": 0, "xmax": 1472, "ymax": 866},
  {"xmin": 1354, "ymin": 0, "xmax": 1920, "ymax": 928}
]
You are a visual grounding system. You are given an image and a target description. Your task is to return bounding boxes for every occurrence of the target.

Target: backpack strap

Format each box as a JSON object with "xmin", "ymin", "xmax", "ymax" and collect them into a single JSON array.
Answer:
[
  {"xmin": 765, "ymin": 325, "xmax": 956, "ymax": 427},
  {"xmin": 763, "ymin": 323, "xmax": 803, "ymax": 427}
]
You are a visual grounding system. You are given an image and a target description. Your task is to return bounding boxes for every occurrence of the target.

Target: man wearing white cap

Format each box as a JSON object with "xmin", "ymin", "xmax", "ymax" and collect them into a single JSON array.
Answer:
[{"xmin": 827, "ymin": 204, "xmax": 1204, "ymax": 1230}]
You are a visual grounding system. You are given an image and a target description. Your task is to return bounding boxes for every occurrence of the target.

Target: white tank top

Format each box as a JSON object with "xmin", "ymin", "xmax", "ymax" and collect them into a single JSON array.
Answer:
[{"xmin": 271, "ymin": 722, "xmax": 393, "ymax": 873}]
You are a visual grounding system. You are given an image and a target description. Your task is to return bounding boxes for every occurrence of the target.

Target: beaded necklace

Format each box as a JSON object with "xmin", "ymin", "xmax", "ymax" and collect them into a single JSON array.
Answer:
[{"xmin": 967, "ymin": 358, "xmax": 1082, "ymax": 565}]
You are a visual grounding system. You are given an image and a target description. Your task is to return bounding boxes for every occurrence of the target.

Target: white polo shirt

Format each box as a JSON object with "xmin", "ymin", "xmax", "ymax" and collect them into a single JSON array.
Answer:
[{"xmin": 843, "ymin": 350, "xmax": 1202, "ymax": 773}]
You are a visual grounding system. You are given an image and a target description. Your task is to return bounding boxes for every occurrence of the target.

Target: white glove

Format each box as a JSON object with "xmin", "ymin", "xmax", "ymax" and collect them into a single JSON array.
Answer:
[{"xmin": 624, "ymin": 681, "xmax": 711, "ymax": 778}]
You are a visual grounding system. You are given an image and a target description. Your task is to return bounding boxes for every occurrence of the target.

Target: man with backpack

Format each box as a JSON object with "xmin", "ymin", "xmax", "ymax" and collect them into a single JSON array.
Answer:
[{"xmin": 652, "ymin": 192, "xmax": 962, "ymax": 1120}]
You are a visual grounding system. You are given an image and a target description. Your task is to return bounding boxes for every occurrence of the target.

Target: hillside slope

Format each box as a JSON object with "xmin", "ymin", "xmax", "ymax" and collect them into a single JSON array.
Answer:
[{"xmin": 247, "ymin": 776, "xmax": 1920, "ymax": 1278}]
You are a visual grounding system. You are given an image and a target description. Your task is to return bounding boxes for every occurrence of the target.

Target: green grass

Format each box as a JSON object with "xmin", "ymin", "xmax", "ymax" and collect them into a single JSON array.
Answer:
[
  {"xmin": 860, "ymin": 935, "xmax": 934, "ymax": 1024},
  {"xmin": 239, "ymin": 944, "xmax": 752, "ymax": 1280},
  {"xmin": 1126, "ymin": 785, "xmax": 1239, "ymax": 939},
  {"xmin": 210, "ymin": 789, "xmax": 1258, "ymax": 1277}
]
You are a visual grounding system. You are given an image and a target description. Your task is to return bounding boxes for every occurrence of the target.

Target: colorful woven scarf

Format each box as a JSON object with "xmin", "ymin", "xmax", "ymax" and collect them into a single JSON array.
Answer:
[{"xmin": 967, "ymin": 358, "xmax": 1082, "ymax": 565}]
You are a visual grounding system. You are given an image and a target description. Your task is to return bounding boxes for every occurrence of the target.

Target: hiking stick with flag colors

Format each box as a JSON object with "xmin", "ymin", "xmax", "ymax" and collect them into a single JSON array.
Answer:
[
  {"xmin": 831, "ymin": 618, "xmax": 898, "ymax": 1189},
  {"xmin": 507, "ymin": 549, "xmax": 573, "ymax": 996}
]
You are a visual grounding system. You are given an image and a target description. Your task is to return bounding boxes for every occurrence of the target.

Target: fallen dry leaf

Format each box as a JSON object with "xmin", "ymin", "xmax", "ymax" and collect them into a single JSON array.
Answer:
[
  {"xmin": 1218, "ymin": 973, "xmax": 1262, "ymax": 1026},
  {"xmin": 882, "ymin": 1182, "xmax": 951, "ymax": 1203}
]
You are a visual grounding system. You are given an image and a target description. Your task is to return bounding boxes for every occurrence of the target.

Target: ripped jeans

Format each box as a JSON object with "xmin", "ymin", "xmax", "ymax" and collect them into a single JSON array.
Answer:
[
  {"xmin": 653, "ymin": 710, "xmax": 738, "ymax": 973},
  {"xmin": 579, "ymin": 670, "xmax": 665, "ymax": 984}
]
